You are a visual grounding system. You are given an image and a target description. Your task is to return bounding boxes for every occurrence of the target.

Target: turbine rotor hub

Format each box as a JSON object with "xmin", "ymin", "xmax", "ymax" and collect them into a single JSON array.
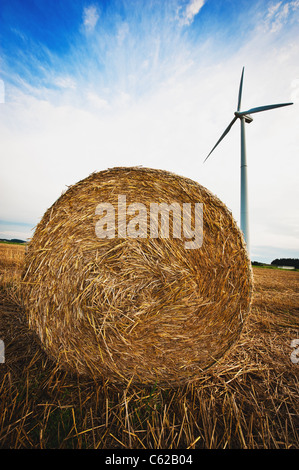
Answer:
[{"xmin": 234, "ymin": 111, "xmax": 253, "ymax": 123}]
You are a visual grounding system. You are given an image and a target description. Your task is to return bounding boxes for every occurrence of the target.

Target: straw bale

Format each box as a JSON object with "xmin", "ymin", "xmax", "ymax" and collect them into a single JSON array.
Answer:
[{"xmin": 22, "ymin": 167, "xmax": 252, "ymax": 385}]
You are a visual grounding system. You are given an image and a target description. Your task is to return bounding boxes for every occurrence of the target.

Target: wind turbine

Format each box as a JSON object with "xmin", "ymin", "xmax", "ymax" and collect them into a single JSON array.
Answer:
[{"xmin": 204, "ymin": 67, "xmax": 293, "ymax": 253}]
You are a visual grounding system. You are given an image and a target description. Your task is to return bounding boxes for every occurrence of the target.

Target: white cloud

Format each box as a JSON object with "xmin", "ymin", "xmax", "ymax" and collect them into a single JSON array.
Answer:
[
  {"xmin": 86, "ymin": 91, "xmax": 110, "ymax": 110},
  {"xmin": 83, "ymin": 5, "xmax": 99, "ymax": 33},
  {"xmin": 291, "ymin": 78, "xmax": 299, "ymax": 103},
  {"xmin": 0, "ymin": 230, "xmax": 32, "ymax": 241},
  {"xmin": 265, "ymin": 0, "xmax": 299, "ymax": 33},
  {"xmin": 266, "ymin": 1, "xmax": 283, "ymax": 20},
  {"xmin": 180, "ymin": 0, "xmax": 205, "ymax": 26},
  {"xmin": 54, "ymin": 76, "xmax": 77, "ymax": 90},
  {"xmin": 117, "ymin": 22, "xmax": 129, "ymax": 45},
  {"xmin": 0, "ymin": 79, "xmax": 5, "ymax": 103}
]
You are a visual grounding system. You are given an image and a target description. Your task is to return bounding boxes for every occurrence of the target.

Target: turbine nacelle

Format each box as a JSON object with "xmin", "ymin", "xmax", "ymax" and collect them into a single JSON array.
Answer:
[{"xmin": 234, "ymin": 112, "xmax": 253, "ymax": 123}]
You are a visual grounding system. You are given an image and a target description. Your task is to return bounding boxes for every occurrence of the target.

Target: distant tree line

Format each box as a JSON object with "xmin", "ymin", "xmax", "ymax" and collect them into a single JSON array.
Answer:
[
  {"xmin": 0, "ymin": 238, "xmax": 26, "ymax": 244},
  {"xmin": 271, "ymin": 258, "xmax": 299, "ymax": 269}
]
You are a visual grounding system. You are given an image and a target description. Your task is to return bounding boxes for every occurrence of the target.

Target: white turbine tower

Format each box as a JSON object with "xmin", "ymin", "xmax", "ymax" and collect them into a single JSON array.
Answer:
[{"xmin": 204, "ymin": 67, "xmax": 293, "ymax": 253}]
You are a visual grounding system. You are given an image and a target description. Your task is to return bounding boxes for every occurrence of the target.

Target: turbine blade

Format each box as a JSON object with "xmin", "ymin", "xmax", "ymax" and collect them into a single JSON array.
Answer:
[
  {"xmin": 238, "ymin": 102, "xmax": 293, "ymax": 115},
  {"xmin": 204, "ymin": 116, "xmax": 238, "ymax": 163},
  {"xmin": 237, "ymin": 67, "xmax": 244, "ymax": 111}
]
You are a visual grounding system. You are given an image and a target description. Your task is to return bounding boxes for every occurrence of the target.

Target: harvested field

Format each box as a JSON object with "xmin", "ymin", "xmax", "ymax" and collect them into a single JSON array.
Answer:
[{"xmin": 0, "ymin": 243, "xmax": 298, "ymax": 449}]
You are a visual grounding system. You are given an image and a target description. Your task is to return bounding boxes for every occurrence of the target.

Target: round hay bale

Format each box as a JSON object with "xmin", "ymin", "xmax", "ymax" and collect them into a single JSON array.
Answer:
[{"xmin": 22, "ymin": 167, "xmax": 252, "ymax": 385}]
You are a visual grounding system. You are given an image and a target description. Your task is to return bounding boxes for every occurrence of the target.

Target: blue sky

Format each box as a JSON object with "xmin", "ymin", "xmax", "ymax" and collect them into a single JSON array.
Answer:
[{"xmin": 0, "ymin": 0, "xmax": 299, "ymax": 262}]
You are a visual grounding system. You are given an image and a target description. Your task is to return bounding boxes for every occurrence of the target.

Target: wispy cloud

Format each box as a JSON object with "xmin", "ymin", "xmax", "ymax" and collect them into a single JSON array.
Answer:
[
  {"xmin": 0, "ymin": 80, "xmax": 5, "ymax": 103},
  {"xmin": 86, "ymin": 91, "xmax": 110, "ymax": 110},
  {"xmin": 117, "ymin": 22, "xmax": 130, "ymax": 45},
  {"xmin": 82, "ymin": 5, "xmax": 99, "ymax": 33},
  {"xmin": 265, "ymin": 0, "xmax": 299, "ymax": 32},
  {"xmin": 180, "ymin": 0, "xmax": 205, "ymax": 26},
  {"xmin": 54, "ymin": 76, "xmax": 77, "ymax": 90}
]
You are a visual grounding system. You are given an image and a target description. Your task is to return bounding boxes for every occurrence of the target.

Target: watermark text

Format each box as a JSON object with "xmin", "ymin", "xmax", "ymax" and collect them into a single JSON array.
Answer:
[{"xmin": 95, "ymin": 195, "xmax": 203, "ymax": 250}]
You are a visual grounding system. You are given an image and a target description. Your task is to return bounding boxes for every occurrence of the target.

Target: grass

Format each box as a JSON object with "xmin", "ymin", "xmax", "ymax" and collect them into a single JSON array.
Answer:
[
  {"xmin": 252, "ymin": 264, "xmax": 299, "ymax": 272},
  {"xmin": 0, "ymin": 241, "xmax": 27, "ymax": 247},
  {"xmin": 0, "ymin": 243, "xmax": 298, "ymax": 449}
]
